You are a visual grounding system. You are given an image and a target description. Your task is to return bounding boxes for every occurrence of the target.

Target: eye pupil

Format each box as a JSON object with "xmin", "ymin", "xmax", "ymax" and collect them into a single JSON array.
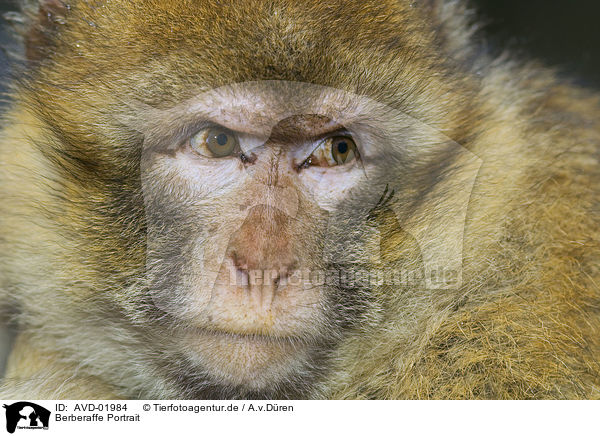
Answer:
[
  {"xmin": 216, "ymin": 133, "xmax": 229, "ymax": 146},
  {"xmin": 337, "ymin": 141, "xmax": 348, "ymax": 154}
]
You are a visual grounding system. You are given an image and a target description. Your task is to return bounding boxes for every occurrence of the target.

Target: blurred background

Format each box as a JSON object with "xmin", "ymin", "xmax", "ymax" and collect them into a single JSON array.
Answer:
[
  {"xmin": 0, "ymin": 0, "xmax": 598, "ymax": 377},
  {"xmin": 475, "ymin": 0, "xmax": 600, "ymax": 87}
]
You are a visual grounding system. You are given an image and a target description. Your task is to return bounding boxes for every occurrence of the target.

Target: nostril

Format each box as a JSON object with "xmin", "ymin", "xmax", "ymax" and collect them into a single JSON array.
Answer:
[
  {"xmin": 230, "ymin": 251, "xmax": 247, "ymax": 271},
  {"xmin": 272, "ymin": 263, "xmax": 297, "ymax": 290},
  {"xmin": 282, "ymin": 259, "xmax": 299, "ymax": 277}
]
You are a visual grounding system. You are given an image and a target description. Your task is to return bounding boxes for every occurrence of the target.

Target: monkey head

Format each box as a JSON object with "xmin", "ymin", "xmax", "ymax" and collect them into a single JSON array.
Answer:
[{"xmin": 4, "ymin": 0, "xmax": 484, "ymax": 399}]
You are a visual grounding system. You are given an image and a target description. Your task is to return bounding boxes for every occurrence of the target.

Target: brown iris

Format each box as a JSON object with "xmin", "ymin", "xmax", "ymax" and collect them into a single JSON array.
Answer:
[{"xmin": 330, "ymin": 136, "xmax": 357, "ymax": 165}]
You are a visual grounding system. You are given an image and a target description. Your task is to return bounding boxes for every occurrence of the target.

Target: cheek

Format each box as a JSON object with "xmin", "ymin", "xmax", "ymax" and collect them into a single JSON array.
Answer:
[
  {"xmin": 159, "ymin": 151, "xmax": 245, "ymax": 195},
  {"xmin": 299, "ymin": 166, "xmax": 367, "ymax": 212},
  {"xmin": 141, "ymin": 152, "xmax": 250, "ymax": 312},
  {"xmin": 142, "ymin": 151, "xmax": 260, "ymax": 247}
]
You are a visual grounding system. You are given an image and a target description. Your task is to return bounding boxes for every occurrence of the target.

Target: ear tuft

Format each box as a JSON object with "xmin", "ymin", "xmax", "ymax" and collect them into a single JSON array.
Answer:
[{"xmin": 423, "ymin": 0, "xmax": 480, "ymax": 62}]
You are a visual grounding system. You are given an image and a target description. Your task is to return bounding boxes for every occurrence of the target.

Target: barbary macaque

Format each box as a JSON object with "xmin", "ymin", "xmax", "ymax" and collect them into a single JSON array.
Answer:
[{"xmin": 0, "ymin": 0, "xmax": 599, "ymax": 399}]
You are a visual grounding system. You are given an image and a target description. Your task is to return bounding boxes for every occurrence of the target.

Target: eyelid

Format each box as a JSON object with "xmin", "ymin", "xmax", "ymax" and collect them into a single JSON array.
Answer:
[
  {"xmin": 318, "ymin": 129, "xmax": 353, "ymax": 144},
  {"xmin": 184, "ymin": 121, "xmax": 230, "ymax": 146},
  {"xmin": 148, "ymin": 119, "xmax": 215, "ymax": 153},
  {"xmin": 185, "ymin": 123, "xmax": 268, "ymax": 151}
]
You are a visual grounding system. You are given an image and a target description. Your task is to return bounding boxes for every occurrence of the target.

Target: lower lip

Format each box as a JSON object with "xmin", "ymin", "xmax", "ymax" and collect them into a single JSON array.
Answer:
[{"xmin": 194, "ymin": 327, "xmax": 298, "ymax": 344}]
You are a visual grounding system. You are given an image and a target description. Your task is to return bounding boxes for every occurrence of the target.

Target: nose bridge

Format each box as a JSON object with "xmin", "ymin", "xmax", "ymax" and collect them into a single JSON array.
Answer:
[
  {"xmin": 266, "ymin": 147, "xmax": 282, "ymax": 187},
  {"xmin": 232, "ymin": 204, "xmax": 293, "ymax": 267},
  {"xmin": 246, "ymin": 145, "xmax": 286, "ymax": 187}
]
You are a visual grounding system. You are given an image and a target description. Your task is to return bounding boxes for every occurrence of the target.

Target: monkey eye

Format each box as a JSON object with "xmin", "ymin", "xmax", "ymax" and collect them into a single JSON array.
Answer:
[
  {"xmin": 190, "ymin": 126, "xmax": 240, "ymax": 158},
  {"xmin": 307, "ymin": 135, "xmax": 358, "ymax": 167}
]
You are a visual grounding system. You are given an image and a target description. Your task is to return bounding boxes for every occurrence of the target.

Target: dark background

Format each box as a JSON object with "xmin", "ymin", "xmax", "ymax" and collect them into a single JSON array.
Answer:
[
  {"xmin": 475, "ymin": 0, "xmax": 600, "ymax": 87},
  {"xmin": 1, "ymin": 0, "xmax": 599, "ymax": 87}
]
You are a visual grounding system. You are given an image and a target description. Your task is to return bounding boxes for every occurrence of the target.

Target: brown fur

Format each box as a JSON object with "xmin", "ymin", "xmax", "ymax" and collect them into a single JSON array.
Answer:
[{"xmin": 0, "ymin": 0, "xmax": 599, "ymax": 399}]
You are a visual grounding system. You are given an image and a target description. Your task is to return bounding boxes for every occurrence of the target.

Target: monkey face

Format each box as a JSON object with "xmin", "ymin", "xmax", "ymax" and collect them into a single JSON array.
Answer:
[{"xmin": 137, "ymin": 82, "xmax": 393, "ymax": 390}]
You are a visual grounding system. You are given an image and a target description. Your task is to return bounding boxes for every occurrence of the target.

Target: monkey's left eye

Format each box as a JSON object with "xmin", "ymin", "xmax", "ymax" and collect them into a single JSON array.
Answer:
[
  {"xmin": 308, "ymin": 135, "xmax": 358, "ymax": 167},
  {"xmin": 190, "ymin": 126, "xmax": 239, "ymax": 158}
]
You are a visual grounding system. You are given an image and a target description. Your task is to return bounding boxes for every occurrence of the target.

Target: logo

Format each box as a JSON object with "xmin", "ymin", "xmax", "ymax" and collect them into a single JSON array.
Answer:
[{"xmin": 2, "ymin": 403, "xmax": 50, "ymax": 434}]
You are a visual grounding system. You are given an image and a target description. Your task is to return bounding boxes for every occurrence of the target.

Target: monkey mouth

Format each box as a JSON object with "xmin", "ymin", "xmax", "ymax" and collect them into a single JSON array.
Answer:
[{"xmin": 192, "ymin": 326, "xmax": 304, "ymax": 344}]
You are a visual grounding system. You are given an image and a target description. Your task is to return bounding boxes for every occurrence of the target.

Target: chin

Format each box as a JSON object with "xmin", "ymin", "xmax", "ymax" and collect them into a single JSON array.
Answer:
[{"xmin": 182, "ymin": 328, "xmax": 312, "ymax": 390}]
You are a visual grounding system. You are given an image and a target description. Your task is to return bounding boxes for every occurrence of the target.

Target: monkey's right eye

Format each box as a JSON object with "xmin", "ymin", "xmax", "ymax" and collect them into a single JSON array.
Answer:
[{"xmin": 190, "ymin": 127, "xmax": 239, "ymax": 158}]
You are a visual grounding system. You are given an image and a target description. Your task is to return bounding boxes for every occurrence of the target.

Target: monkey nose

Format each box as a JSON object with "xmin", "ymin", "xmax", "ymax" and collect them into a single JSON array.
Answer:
[
  {"xmin": 219, "ymin": 204, "xmax": 299, "ymax": 312},
  {"xmin": 229, "ymin": 251, "xmax": 296, "ymax": 311}
]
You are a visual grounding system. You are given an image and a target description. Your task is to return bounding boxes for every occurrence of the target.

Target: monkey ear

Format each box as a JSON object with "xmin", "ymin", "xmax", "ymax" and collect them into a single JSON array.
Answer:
[
  {"xmin": 422, "ymin": 0, "xmax": 478, "ymax": 61},
  {"xmin": 22, "ymin": 0, "xmax": 70, "ymax": 61}
]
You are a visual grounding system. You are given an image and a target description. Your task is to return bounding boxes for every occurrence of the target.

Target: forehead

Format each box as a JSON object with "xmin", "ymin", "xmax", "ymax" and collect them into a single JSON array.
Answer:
[
  {"xmin": 74, "ymin": 0, "xmax": 423, "ymax": 88},
  {"xmin": 133, "ymin": 0, "xmax": 410, "ymax": 38},
  {"xmin": 42, "ymin": 0, "xmax": 442, "ymax": 131}
]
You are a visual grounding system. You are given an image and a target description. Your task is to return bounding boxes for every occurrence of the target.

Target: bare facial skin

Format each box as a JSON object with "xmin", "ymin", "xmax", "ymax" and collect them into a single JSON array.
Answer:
[{"xmin": 0, "ymin": 0, "xmax": 599, "ymax": 400}]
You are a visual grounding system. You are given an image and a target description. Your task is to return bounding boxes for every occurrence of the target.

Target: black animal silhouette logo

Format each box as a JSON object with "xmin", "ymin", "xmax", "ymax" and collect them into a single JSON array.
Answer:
[{"xmin": 3, "ymin": 402, "xmax": 50, "ymax": 433}]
